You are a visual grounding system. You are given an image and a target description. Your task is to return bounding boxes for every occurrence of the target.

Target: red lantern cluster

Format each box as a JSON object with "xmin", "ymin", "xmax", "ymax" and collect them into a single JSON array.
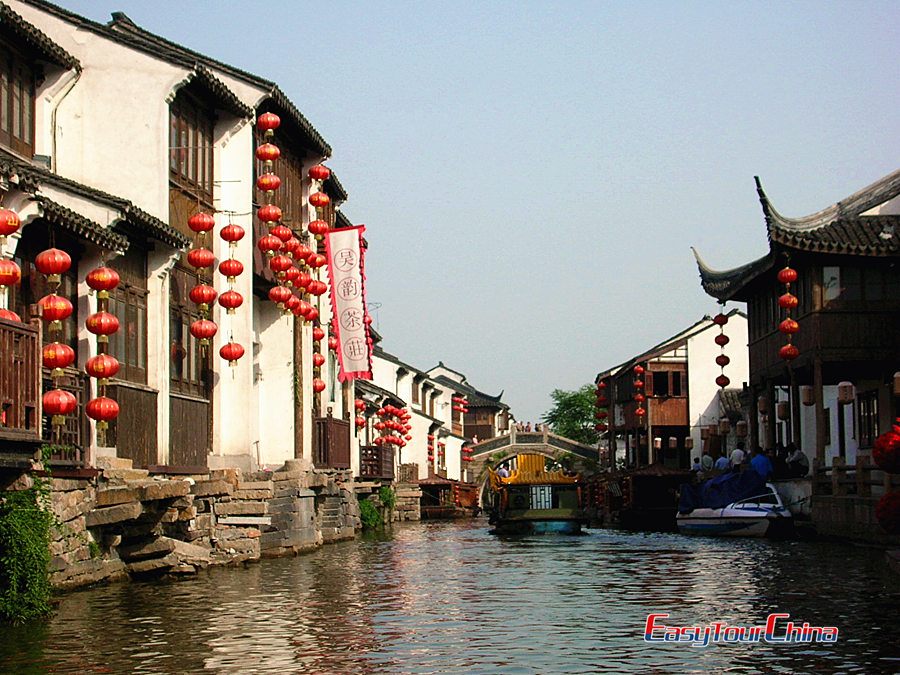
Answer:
[
  {"xmin": 187, "ymin": 211, "xmax": 218, "ymax": 350},
  {"xmin": 594, "ymin": 380, "xmax": 609, "ymax": 432},
  {"xmin": 462, "ymin": 445, "xmax": 473, "ymax": 462},
  {"xmin": 0, "ymin": 209, "xmax": 21, "ymax": 322},
  {"xmin": 713, "ymin": 307, "xmax": 730, "ymax": 388},
  {"xmin": 452, "ymin": 395, "xmax": 469, "ymax": 414},
  {"xmin": 84, "ymin": 264, "xmax": 121, "ymax": 437},
  {"xmin": 217, "ymin": 219, "xmax": 245, "ymax": 367},
  {"xmin": 373, "ymin": 405, "xmax": 411, "ymax": 448},
  {"xmin": 633, "ymin": 365, "xmax": 646, "ymax": 418},
  {"xmin": 453, "ymin": 483, "xmax": 461, "ymax": 506},
  {"xmin": 876, "ymin": 491, "xmax": 900, "ymax": 534},
  {"xmin": 36, "ymin": 248, "xmax": 76, "ymax": 434},
  {"xmin": 874, "ymin": 418, "xmax": 900, "ymax": 476},
  {"xmin": 778, "ymin": 265, "xmax": 799, "ymax": 361}
]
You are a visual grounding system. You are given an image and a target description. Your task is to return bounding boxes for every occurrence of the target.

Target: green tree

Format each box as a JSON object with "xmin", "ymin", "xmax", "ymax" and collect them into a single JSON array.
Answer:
[{"xmin": 541, "ymin": 384, "xmax": 600, "ymax": 446}]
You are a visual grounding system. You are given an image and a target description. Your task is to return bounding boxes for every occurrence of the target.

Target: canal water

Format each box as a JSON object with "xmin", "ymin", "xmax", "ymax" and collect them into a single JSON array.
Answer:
[{"xmin": 4, "ymin": 520, "xmax": 900, "ymax": 674}]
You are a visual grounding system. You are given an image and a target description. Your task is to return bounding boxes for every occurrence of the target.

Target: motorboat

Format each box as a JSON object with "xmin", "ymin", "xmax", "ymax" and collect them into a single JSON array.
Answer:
[{"xmin": 676, "ymin": 471, "xmax": 793, "ymax": 537}]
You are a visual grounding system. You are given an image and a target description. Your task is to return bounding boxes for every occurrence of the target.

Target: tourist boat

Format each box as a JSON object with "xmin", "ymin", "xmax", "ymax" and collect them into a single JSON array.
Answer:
[
  {"xmin": 487, "ymin": 453, "xmax": 589, "ymax": 535},
  {"xmin": 676, "ymin": 471, "xmax": 793, "ymax": 537}
]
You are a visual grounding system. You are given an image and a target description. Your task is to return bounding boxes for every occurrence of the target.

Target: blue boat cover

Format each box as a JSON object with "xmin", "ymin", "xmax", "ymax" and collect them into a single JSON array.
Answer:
[{"xmin": 678, "ymin": 471, "xmax": 767, "ymax": 513}]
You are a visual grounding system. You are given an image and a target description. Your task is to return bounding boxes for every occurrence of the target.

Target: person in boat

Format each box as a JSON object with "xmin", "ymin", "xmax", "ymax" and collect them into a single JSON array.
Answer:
[
  {"xmin": 714, "ymin": 453, "xmax": 730, "ymax": 472},
  {"xmin": 692, "ymin": 457, "xmax": 702, "ymax": 472},
  {"xmin": 749, "ymin": 446, "xmax": 774, "ymax": 480},
  {"xmin": 729, "ymin": 442, "xmax": 746, "ymax": 471},
  {"xmin": 786, "ymin": 444, "xmax": 810, "ymax": 477},
  {"xmin": 497, "ymin": 465, "xmax": 510, "ymax": 478},
  {"xmin": 700, "ymin": 450, "xmax": 714, "ymax": 472}
]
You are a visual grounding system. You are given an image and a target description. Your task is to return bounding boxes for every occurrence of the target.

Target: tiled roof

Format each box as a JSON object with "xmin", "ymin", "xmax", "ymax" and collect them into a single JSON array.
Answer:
[
  {"xmin": 0, "ymin": 146, "xmax": 190, "ymax": 249},
  {"xmin": 34, "ymin": 196, "xmax": 128, "ymax": 251},
  {"xmin": 324, "ymin": 172, "xmax": 347, "ymax": 203},
  {"xmin": 334, "ymin": 209, "xmax": 353, "ymax": 230},
  {"xmin": 0, "ymin": 1, "xmax": 79, "ymax": 70},
  {"xmin": 719, "ymin": 388, "xmax": 744, "ymax": 421},
  {"xmin": 430, "ymin": 374, "xmax": 507, "ymax": 409},
  {"xmin": 185, "ymin": 65, "xmax": 253, "ymax": 119}
]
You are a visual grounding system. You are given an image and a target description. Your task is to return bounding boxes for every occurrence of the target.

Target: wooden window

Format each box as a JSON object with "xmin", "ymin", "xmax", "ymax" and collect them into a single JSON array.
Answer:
[
  {"xmin": 0, "ymin": 44, "xmax": 35, "ymax": 157},
  {"xmin": 107, "ymin": 249, "xmax": 148, "ymax": 383},
  {"xmin": 672, "ymin": 372, "xmax": 683, "ymax": 396},
  {"xmin": 651, "ymin": 371, "xmax": 668, "ymax": 397},
  {"xmin": 168, "ymin": 265, "xmax": 212, "ymax": 398},
  {"xmin": 857, "ymin": 391, "xmax": 878, "ymax": 449},
  {"xmin": 170, "ymin": 92, "xmax": 214, "ymax": 205}
]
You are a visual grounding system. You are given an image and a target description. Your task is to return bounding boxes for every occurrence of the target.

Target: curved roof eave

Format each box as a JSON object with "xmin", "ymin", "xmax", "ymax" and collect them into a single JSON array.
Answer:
[
  {"xmin": 0, "ymin": 2, "xmax": 80, "ymax": 71},
  {"xmin": 692, "ymin": 246, "xmax": 776, "ymax": 302}
]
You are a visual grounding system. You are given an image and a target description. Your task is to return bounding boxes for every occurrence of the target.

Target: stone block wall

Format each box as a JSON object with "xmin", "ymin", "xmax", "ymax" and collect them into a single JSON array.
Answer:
[{"xmin": 39, "ymin": 458, "xmax": 361, "ymax": 589}]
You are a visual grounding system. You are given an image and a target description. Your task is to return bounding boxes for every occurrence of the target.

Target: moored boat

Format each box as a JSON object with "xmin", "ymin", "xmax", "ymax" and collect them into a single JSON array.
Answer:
[
  {"xmin": 676, "ymin": 471, "xmax": 793, "ymax": 537},
  {"xmin": 487, "ymin": 453, "xmax": 588, "ymax": 535}
]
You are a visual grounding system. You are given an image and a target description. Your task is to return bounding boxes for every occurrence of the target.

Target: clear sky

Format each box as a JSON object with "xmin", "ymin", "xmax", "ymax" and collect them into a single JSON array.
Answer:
[{"xmin": 57, "ymin": 0, "xmax": 900, "ymax": 422}]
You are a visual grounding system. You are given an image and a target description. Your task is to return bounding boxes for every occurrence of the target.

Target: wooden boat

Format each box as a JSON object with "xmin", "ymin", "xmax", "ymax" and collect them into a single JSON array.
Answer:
[
  {"xmin": 677, "ymin": 472, "xmax": 793, "ymax": 537},
  {"xmin": 487, "ymin": 453, "xmax": 588, "ymax": 534}
]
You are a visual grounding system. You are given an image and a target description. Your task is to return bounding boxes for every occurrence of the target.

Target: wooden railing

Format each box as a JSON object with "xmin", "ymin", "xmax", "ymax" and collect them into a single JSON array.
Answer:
[
  {"xmin": 812, "ymin": 456, "xmax": 898, "ymax": 496},
  {"xmin": 359, "ymin": 444, "xmax": 394, "ymax": 480},
  {"xmin": 41, "ymin": 368, "xmax": 90, "ymax": 466},
  {"xmin": 0, "ymin": 317, "xmax": 40, "ymax": 445},
  {"xmin": 313, "ymin": 415, "xmax": 351, "ymax": 470}
]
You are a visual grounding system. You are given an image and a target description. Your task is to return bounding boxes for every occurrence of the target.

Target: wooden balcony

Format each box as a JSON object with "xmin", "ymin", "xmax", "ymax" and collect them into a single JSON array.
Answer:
[
  {"xmin": 359, "ymin": 444, "xmax": 394, "ymax": 480},
  {"xmin": 0, "ymin": 317, "xmax": 40, "ymax": 448},
  {"xmin": 41, "ymin": 369, "xmax": 91, "ymax": 467},
  {"xmin": 313, "ymin": 415, "xmax": 350, "ymax": 470}
]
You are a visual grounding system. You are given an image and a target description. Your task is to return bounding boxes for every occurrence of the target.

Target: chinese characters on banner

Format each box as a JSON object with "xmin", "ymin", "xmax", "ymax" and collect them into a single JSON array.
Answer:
[{"xmin": 324, "ymin": 225, "xmax": 372, "ymax": 381}]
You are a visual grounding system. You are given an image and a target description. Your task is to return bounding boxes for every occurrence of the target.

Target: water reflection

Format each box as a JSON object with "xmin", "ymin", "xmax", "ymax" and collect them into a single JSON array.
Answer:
[{"xmin": 3, "ymin": 520, "xmax": 900, "ymax": 674}]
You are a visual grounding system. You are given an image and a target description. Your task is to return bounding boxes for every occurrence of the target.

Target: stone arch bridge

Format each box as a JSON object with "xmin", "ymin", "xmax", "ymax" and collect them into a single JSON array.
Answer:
[{"xmin": 468, "ymin": 428, "xmax": 599, "ymax": 506}]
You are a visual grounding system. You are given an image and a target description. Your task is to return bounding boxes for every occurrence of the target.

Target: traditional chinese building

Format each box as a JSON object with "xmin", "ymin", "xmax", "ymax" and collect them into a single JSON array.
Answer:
[
  {"xmin": 695, "ymin": 172, "xmax": 900, "ymax": 467},
  {"xmin": 595, "ymin": 311, "xmax": 749, "ymax": 470}
]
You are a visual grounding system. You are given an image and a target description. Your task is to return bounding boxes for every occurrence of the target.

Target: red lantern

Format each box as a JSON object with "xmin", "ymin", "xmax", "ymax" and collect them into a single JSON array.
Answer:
[
  {"xmin": 218, "ymin": 290, "xmax": 243, "ymax": 314},
  {"xmin": 405, "ymin": 434, "xmax": 412, "ymax": 441},
  {"xmin": 270, "ymin": 224, "xmax": 293, "ymax": 242},
  {"xmin": 312, "ymin": 327, "xmax": 325, "ymax": 341},
  {"xmin": 190, "ymin": 319, "xmax": 217, "ymax": 342},
  {"xmin": 39, "ymin": 294, "xmax": 73, "ymax": 322},
  {"xmin": 268, "ymin": 285, "xmax": 293, "ymax": 306},
  {"xmin": 355, "ymin": 399, "xmax": 366, "ymax": 412},
  {"xmin": 714, "ymin": 334, "xmax": 730, "ymax": 346},
  {"xmin": 41, "ymin": 342, "xmax": 75, "ymax": 368},
  {"xmin": 86, "ymin": 311, "xmax": 119, "ymax": 337},
  {"xmin": 257, "ymin": 235, "xmax": 283, "ymax": 256},
  {"xmin": 777, "ymin": 267, "xmax": 798, "ymax": 284},
  {"xmin": 308, "ymin": 165, "xmax": 331, "ymax": 181},
  {"xmin": 328, "ymin": 336, "xmax": 338, "ymax": 351},
  {"xmin": 43, "ymin": 342, "xmax": 75, "ymax": 370},
  {"xmin": 86, "ymin": 267, "xmax": 120, "ymax": 294},
  {"xmin": 313, "ymin": 378, "xmax": 326, "ymax": 393},
  {"xmin": 779, "ymin": 344, "xmax": 799, "ymax": 361},
  {"xmin": 282, "ymin": 266, "xmax": 300, "ymax": 285},
  {"xmin": 306, "ymin": 306, "xmax": 319, "ymax": 323},
  {"xmin": 597, "ymin": 382, "xmax": 607, "ymax": 390},
  {"xmin": 220, "ymin": 341, "xmax": 244, "ymax": 365},
  {"xmin": 219, "ymin": 258, "xmax": 244, "ymax": 280},
  {"xmin": 269, "ymin": 255, "xmax": 292, "ymax": 273},
  {"xmin": 309, "ymin": 253, "xmax": 327, "ymax": 269},
  {"xmin": 873, "ymin": 420, "xmax": 900, "ymax": 474},
  {"xmin": 295, "ymin": 245, "xmax": 314, "ymax": 262},
  {"xmin": 635, "ymin": 407, "xmax": 646, "ymax": 417},
  {"xmin": 355, "ymin": 416, "xmax": 366, "ymax": 428},
  {"xmin": 188, "ymin": 248, "xmax": 215, "ymax": 268},
  {"xmin": 188, "ymin": 212, "xmax": 216, "ymax": 233},
  {"xmin": 875, "ymin": 491, "xmax": 900, "ymax": 534},
  {"xmin": 282, "ymin": 238, "xmax": 301, "ymax": 258},
  {"xmin": 258, "ymin": 204, "xmax": 283, "ymax": 223},
  {"xmin": 712, "ymin": 313, "xmax": 728, "ymax": 326},
  {"xmin": 189, "ymin": 284, "xmax": 218, "ymax": 308},
  {"xmin": 86, "ymin": 396, "xmax": 119, "ymax": 422},
  {"xmin": 778, "ymin": 318, "xmax": 799, "ymax": 335},
  {"xmin": 596, "ymin": 395, "xmax": 608, "ymax": 406},
  {"xmin": 255, "ymin": 143, "xmax": 280, "ymax": 162},
  {"xmin": 308, "ymin": 220, "xmax": 329, "ymax": 236},
  {"xmin": 43, "ymin": 389, "xmax": 77, "ymax": 416},
  {"xmin": 85, "ymin": 353, "xmax": 120, "ymax": 381},
  {"xmin": 284, "ymin": 294, "xmax": 300, "ymax": 312},
  {"xmin": 256, "ymin": 173, "xmax": 281, "ymax": 192},
  {"xmin": 0, "ymin": 209, "xmax": 21, "ymax": 239},
  {"xmin": 220, "ymin": 223, "xmax": 245, "ymax": 245},
  {"xmin": 309, "ymin": 192, "xmax": 330, "ymax": 209},
  {"xmin": 256, "ymin": 112, "xmax": 280, "ymax": 132},
  {"xmin": 595, "ymin": 411, "xmax": 608, "ymax": 419},
  {"xmin": 313, "ymin": 353, "xmax": 326, "ymax": 368},
  {"xmin": 778, "ymin": 293, "xmax": 798, "ymax": 310},
  {"xmin": 715, "ymin": 354, "xmax": 730, "ymax": 367},
  {"xmin": 35, "ymin": 248, "xmax": 71, "ymax": 277},
  {"xmin": 633, "ymin": 365, "xmax": 645, "ymax": 376},
  {"xmin": 0, "ymin": 258, "xmax": 21, "ymax": 286},
  {"xmin": 633, "ymin": 393, "xmax": 645, "ymax": 404},
  {"xmin": 716, "ymin": 374, "xmax": 730, "ymax": 388},
  {"xmin": 633, "ymin": 379, "xmax": 644, "ymax": 389},
  {"xmin": 0, "ymin": 308, "xmax": 20, "ymax": 322},
  {"xmin": 596, "ymin": 424, "xmax": 609, "ymax": 432}
]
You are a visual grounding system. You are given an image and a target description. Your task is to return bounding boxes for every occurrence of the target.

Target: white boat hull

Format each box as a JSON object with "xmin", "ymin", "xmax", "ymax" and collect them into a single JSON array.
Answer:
[{"xmin": 677, "ymin": 483, "xmax": 793, "ymax": 537}]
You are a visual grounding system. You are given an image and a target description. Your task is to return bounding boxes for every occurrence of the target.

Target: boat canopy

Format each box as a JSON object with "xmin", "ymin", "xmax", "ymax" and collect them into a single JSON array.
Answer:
[
  {"xmin": 489, "ymin": 453, "xmax": 580, "ymax": 491},
  {"xmin": 678, "ymin": 471, "xmax": 766, "ymax": 513}
]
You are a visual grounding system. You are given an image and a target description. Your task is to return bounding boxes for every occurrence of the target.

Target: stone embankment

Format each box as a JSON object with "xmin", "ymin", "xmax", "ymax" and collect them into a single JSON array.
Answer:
[{"xmin": 48, "ymin": 458, "xmax": 360, "ymax": 589}]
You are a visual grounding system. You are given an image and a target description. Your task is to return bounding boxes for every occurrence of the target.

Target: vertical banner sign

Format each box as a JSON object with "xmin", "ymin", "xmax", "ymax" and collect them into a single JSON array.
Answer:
[{"xmin": 324, "ymin": 225, "xmax": 373, "ymax": 381}]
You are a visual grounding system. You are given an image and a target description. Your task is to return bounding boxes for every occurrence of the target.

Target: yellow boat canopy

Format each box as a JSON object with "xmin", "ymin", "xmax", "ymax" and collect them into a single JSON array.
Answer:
[{"xmin": 489, "ymin": 453, "xmax": 581, "ymax": 491}]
